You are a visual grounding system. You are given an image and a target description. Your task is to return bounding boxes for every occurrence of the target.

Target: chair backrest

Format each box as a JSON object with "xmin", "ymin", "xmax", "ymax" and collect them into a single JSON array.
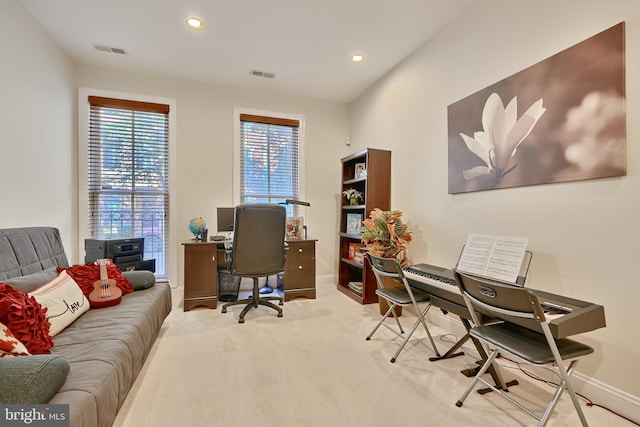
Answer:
[
  {"xmin": 367, "ymin": 253, "xmax": 408, "ymax": 288},
  {"xmin": 230, "ymin": 204, "xmax": 286, "ymax": 277},
  {"xmin": 454, "ymin": 270, "xmax": 546, "ymax": 325}
]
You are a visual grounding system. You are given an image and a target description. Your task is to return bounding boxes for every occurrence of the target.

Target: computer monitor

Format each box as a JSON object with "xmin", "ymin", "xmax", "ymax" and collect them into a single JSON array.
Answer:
[{"xmin": 216, "ymin": 207, "xmax": 235, "ymax": 232}]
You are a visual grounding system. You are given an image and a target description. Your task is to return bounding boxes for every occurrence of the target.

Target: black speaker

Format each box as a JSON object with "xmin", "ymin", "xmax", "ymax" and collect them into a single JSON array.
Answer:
[{"xmin": 84, "ymin": 238, "xmax": 155, "ymax": 272}]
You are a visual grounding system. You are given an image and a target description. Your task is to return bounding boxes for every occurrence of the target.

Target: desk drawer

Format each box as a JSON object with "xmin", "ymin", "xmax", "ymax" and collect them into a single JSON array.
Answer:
[
  {"xmin": 288, "ymin": 259, "xmax": 315, "ymax": 287},
  {"xmin": 288, "ymin": 241, "xmax": 315, "ymax": 261}
]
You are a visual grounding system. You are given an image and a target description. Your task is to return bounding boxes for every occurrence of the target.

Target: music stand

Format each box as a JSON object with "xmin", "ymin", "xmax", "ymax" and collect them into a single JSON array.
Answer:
[{"xmin": 454, "ymin": 246, "xmax": 533, "ymax": 286}]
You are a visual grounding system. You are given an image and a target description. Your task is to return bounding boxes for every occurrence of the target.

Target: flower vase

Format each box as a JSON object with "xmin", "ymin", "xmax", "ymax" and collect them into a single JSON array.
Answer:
[{"xmin": 349, "ymin": 197, "xmax": 358, "ymax": 205}]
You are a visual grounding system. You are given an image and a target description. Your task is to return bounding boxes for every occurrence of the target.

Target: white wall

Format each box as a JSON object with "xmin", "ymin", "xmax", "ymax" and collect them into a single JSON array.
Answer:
[
  {"xmin": 0, "ymin": 0, "xmax": 76, "ymax": 257},
  {"xmin": 75, "ymin": 66, "xmax": 350, "ymax": 285},
  {"xmin": 349, "ymin": 0, "xmax": 640, "ymax": 418}
]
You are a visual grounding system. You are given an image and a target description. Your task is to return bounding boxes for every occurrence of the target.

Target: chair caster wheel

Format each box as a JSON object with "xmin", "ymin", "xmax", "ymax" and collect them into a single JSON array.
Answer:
[
  {"xmin": 221, "ymin": 308, "xmax": 227, "ymax": 313},
  {"xmin": 390, "ymin": 358, "xmax": 396, "ymax": 363},
  {"xmin": 279, "ymin": 301, "xmax": 284, "ymax": 306},
  {"xmin": 239, "ymin": 318, "xmax": 245, "ymax": 324},
  {"xmin": 365, "ymin": 337, "xmax": 371, "ymax": 341},
  {"xmin": 278, "ymin": 312, "xmax": 283, "ymax": 317},
  {"xmin": 455, "ymin": 401, "xmax": 463, "ymax": 408}
]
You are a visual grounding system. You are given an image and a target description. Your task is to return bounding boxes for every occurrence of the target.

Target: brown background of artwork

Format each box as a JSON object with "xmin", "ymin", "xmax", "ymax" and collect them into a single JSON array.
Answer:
[{"xmin": 448, "ymin": 22, "xmax": 626, "ymax": 194}]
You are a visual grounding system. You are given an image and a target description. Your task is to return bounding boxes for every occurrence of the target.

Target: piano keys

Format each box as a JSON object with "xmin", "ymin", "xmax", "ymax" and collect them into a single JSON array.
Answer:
[{"xmin": 404, "ymin": 263, "xmax": 469, "ymax": 319}]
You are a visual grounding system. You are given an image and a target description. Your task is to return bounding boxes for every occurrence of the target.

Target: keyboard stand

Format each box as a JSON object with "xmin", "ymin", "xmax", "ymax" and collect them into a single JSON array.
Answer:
[
  {"xmin": 428, "ymin": 313, "xmax": 467, "ymax": 362},
  {"xmin": 405, "ymin": 249, "xmax": 535, "ymax": 393},
  {"xmin": 427, "ymin": 295, "xmax": 515, "ymax": 393},
  {"xmin": 429, "ymin": 342, "xmax": 466, "ymax": 361}
]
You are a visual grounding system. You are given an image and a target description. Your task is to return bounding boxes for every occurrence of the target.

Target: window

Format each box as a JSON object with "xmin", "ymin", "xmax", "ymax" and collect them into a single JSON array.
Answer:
[
  {"xmin": 239, "ymin": 113, "xmax": 302, "ymax": 216},
  {"xmin": 87, "ymin": 96, "xmax": 169, "ymax": 280}
]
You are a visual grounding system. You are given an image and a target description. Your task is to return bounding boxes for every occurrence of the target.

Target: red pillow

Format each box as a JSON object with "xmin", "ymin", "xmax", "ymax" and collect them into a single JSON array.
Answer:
[
  {"xmin": 0, "ymin": 283, "xmax": 53, "ymax": 354},
  {"xmin": 58, "ymin": 260, "xmax": 133, "ymax": 298}
]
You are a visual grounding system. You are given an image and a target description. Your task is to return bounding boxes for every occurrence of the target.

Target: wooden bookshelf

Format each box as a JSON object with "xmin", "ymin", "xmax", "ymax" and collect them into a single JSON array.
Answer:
[{"xmin": 337, "ymin": 148, "xmax": 391, "ymax": 304}]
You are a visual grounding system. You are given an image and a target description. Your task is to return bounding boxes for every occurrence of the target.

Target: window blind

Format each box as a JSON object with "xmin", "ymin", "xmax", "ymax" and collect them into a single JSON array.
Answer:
[
  {"xmin": 239, "ymin": 114, "xmax": 300, "ymax": 216},
  {"xmin": 88, "ymin": 96, "xmax": 170, "ymax": 281}
]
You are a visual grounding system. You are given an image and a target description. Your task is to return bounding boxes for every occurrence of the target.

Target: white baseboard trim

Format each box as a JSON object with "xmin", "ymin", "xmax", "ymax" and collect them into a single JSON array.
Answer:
[
  {"xmin": 573, "ymin": 373, "xmax": 640, "ymax": 424},
  {"xmin": 428, "ymin": 310, "xmax": 640, "ymax": 424}
]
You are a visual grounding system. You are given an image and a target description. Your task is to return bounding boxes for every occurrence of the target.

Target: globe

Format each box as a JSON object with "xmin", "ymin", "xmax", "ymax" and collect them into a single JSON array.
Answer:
[{"xmin": 189, "ymin": 217, "xmax": 207, "ymax": 236}]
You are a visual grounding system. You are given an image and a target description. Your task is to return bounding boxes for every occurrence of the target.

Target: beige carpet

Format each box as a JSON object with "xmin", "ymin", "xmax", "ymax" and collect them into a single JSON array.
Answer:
[{"xmin": 113, "ymin": 278, "xmax": 630, "ymax": 427}]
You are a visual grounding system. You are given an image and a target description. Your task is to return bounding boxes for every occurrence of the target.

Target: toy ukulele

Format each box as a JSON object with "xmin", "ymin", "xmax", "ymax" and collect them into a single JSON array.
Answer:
[{"xmin": 88, "ymin": 259, "xmax": 122, "ymax": 308}]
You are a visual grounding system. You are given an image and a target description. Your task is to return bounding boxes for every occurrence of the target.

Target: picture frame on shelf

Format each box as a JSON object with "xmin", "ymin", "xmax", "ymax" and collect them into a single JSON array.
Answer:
[
  {"xmin": 354, "ymin": 162, "xmax": 367, "ymax": 179},
  {"xmin": 286, "ymin": 217, "xmax": 304, "ymax": 240},
  {"xmin": 346, "ymin": 213, "xmax": 363, "ymax": 234}
]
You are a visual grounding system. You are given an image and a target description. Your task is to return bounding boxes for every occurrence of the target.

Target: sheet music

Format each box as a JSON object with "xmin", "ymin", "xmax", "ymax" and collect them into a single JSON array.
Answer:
[{"xmin": 457, "ymin": 234, "xmax": 529, "ymax": 283}]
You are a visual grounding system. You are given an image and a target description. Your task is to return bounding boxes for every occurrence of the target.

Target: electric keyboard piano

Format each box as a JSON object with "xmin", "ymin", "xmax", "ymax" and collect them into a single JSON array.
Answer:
[{"xmin": 404, "ymin": 263, "xmax": 606, "ymax": 339}]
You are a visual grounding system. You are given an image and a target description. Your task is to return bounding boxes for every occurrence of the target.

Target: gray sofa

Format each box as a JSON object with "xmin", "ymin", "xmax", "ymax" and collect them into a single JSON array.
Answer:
[{"xmin": 0, "ymin": 227, "xmax": 172, "ymax": 427}]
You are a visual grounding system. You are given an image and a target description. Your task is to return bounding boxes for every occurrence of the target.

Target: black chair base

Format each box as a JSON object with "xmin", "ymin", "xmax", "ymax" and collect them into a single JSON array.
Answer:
[{"xmin": 222, "ymin": 276, "xmax": 283, "ymax": 323}]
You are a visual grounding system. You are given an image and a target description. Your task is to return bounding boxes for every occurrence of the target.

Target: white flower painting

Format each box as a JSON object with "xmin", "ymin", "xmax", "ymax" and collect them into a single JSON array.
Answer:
[
  {"xmin": 448, "ymin": 22, "xmax": 625, "ymax": 194},
  {"xmin": 459, "ymin": 93, "xmax": 546, "ymax": 185}
]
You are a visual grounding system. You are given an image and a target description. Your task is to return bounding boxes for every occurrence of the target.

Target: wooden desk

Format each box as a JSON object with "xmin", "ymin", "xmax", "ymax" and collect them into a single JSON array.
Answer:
[
  {"xmin": 182, "ymin": 238, "xmax": 317, "ymax": 311},
  {"xmin": 182, "ymin": 240, "xmax": 226, "ymax": 311}
]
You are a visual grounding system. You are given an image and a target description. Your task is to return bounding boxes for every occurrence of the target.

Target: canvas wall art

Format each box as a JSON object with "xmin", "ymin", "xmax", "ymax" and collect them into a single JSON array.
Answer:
[{"xmin": 448, "ymin": 22, "xmax": 626, "ymax": 194}]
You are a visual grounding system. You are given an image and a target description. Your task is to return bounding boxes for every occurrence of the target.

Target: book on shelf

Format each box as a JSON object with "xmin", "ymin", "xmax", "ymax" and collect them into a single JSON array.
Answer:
[
  {"xmin": 354, "ymin": 249, "xmax": 364, "ymax": 264},
  {"xmin": 348, "ymin": 242, "xmax": 363, "ymax": 260},
  {"xmin": 347, "ymin": 281, "xmax": 363, "ymax": 293}
]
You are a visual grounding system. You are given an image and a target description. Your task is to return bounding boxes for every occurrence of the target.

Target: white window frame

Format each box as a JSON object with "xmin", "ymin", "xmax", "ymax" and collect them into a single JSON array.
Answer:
[
  {"xmin": 233, "ymin": 107, "xmax": 306, "ymax": 208},
  {"xmin": 78, "ymin": 87, "xmax": 178, "ymax": 286}
]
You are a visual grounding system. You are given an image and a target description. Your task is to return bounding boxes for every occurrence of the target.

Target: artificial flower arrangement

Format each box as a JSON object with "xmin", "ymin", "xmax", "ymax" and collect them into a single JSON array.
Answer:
[
  {"xmin": 359, "ymin": 208, "xmax": 413, "ymax": 267},
  {"xmin": 342, "ymin": 188, "xmax": 363, "ymax": 205}
]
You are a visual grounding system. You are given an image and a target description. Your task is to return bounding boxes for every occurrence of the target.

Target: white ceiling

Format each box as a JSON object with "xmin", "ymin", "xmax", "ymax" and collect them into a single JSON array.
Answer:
[{"xmin": 19, "ymin": 0, "xmax": 474, "ymax": 104}]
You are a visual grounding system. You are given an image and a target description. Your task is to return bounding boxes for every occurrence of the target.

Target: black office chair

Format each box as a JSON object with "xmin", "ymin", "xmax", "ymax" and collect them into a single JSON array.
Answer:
[
  {"xmin": 366, "ymin": 253, "xmax": 440, "ymax": 363},
  {"xmin": 453, "ymin": 271, "xmax": 594, "ymax": 426},
  {"xmin": 221, "ymin": 204, "xmax": 286, "ymax": 323}
]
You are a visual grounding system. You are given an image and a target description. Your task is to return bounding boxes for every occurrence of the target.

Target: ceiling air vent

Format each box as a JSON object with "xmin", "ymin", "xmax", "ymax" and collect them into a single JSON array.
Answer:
[
  {"xmin": 250, "ymin": 69, "xmax": 276, "ymax": 79},
  {"xmin": 93, "ymin": 43, "xmax": 128, "ymax": 55}
]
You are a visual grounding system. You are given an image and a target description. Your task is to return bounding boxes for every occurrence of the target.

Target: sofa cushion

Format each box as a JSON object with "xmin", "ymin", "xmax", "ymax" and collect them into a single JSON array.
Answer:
[
  {"xmin": 0, "ymin": 321, "xmax": 30, "ymax": 357},
  {"xmin": 0, "ymin": 354, "xmax": 70, "ymax": 404},
  {"xmin": 4, "ymin": 267, "xmax": 58, "ymax": 294},
  {"xmin": 0, "ymin": 283, "xmax": 53, "ymax": 354},
  {"xmin": 60, "ymin": 261, "xmax": 133, "ymax": 297},
  {"xmin": 28, "ymin": 271, "xmax": 90, "ymax": 336},
  {"xmin": 0, "ymin": 227, "xmax": 69, "ymax": 281}
]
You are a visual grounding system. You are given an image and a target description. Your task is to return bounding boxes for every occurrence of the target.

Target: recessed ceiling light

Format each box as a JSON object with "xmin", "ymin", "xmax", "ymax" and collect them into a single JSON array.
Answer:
[
  {"xmin": 351, "ymin": 54, "xmax": 365, "ymax": 63},
  {"xmin": 185, "ymin": 17, "xmax": 204, "ymax": 30}
]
